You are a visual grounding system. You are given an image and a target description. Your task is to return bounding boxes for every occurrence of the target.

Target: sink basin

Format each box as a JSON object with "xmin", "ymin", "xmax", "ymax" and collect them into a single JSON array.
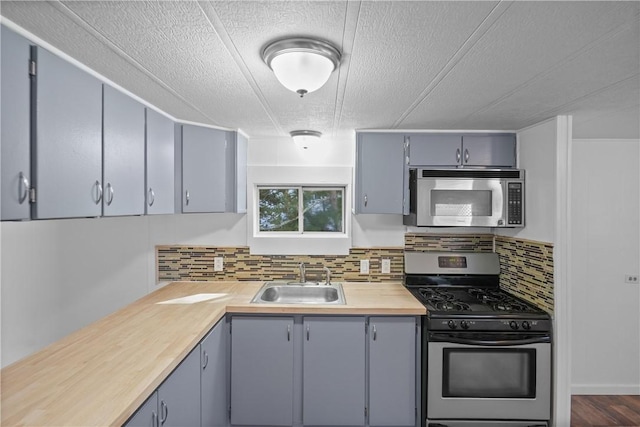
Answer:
[{"xmin": 251, "ymin": 282, "xmax": 346, "ymax": 305}]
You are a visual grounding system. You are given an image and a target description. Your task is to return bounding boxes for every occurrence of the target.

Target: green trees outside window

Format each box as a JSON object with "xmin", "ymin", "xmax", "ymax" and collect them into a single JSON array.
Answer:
[{"xmin": 259, "ymin": 187, "xmax": 344, "ymax": 233}]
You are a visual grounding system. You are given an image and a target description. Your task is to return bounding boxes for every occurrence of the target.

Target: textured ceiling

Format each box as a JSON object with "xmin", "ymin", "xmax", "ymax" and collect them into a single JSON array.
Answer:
[{"xmin": 1, "ymin": 1, "xmax": 638, "ymax": 139}]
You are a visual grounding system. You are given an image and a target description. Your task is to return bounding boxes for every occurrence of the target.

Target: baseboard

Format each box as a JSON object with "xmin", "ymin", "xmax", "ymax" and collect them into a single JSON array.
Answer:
[{"xmin": 571, "ymin": 384, "xmax": 640, "ymax": 395}]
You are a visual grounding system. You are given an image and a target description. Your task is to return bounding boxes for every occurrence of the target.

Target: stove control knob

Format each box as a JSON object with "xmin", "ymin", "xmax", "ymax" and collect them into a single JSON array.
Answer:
[
  {"xmin": 522, "ymin": 321, "xmax": 531, "ymax": 330},
  {"xmin": 460, "ymin": 320, "xmax": 469, "ymax": 330},
  {"xmin": 509, "ymin": 320, "xmax": 519, "ymax": 330},
  {"xmin": 447, "ymin": 320, "xmax": 457, "ymax": 330}
]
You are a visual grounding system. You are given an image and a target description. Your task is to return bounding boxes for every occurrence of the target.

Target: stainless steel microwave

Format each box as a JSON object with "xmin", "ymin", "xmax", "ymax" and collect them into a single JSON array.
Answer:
[{"xmin": 403, "ymin": 168, "xmax": 525, "ymax": 228}]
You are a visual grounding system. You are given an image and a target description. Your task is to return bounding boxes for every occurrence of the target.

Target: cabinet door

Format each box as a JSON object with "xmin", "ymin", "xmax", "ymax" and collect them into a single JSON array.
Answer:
[
  {"xmin": 408, "ymin": 134, "xmax": 462, "ymax": 166},
  {"xmin": 303, "ymin": 317, "xmax": 366, "ymax": 426},
  {"xmin": 124, "ymin": 391, "xmax": 158, "ymax": 427},
  {"xmin": 230, "ymin": 316, "xmax": 294, "ymax": 426},
  {"xmin": 181, "ymin": 125, "xmax": 226, "ymax": 213},
  {"xmin": 102, "ymin": 85, "xmax": 145, "ymax": 216},
  {"xmin": 462, "ymin": 134, "xmax": 516, "ymax": 167},
  {"xmin": 201, "ymin": 320, "xmax": 228, "ymax": 427},
  {"xmin": 145, "ymin": 108, "xmax": 175, "ymax": 215},
  {"xmin": 33, "ymin": 47, "xmax": 103, "ymax": 219},
  {"xmin": 355, "ymin": 133, "xmax": 405, "ymax": 214},
  {"xmin": 157, "ymin": 345, "xmax": 201, "ymax": 427},
  {"xmin": 369, "ymin": 317, "xmax": 416, "ymax": 427},
  {"xmin": 1, "ymin": 25, "xmax": 31, "ymax": 221}
]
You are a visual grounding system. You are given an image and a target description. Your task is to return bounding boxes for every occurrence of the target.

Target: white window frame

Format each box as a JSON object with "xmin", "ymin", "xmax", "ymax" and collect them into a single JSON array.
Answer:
[
  {"xmin": 257, "ymin": 186, "xmax": 346, "ymax": 235},
  {"xmin": 247, "ymin": 166, "xmax": 352, "ymax": 255}
]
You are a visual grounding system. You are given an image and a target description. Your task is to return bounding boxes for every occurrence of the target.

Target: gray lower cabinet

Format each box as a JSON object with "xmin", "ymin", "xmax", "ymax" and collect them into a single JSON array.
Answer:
[
  {"xmin": 145, "ymin": 108, "xmax": 175, "ymax": 215},
  {"xmin": 354, "ymin": 132, "xmax": 406, "ymax": 214},
  {"xmin": 1, "ymin": 25, "xmax": 31, "ymax": 221},
  {"xmin": 158, "ymin": 345, "xmax": 201, "ymax": 427},
  {"xmin": 102, "ymin": 85, "xmax": 145, "ymax": 216},
  {"xmin": 32, "ymin": 46, "xmax": 103, "ymax": 219},
  {"xmin": 125, "ymin": 391, "xmax": 159, "ymax": 427},
  {"xmin": 201, "ymin": 319, "xmax": 228, "ymax": 427},
  {"xmin": 368, "ymin": 317, "xmax": 416, "ymax": 427},
  {"xmin": 124, "ymin": 345, "xmax": 201, "ymax": 427},
  {"xmin": 303, "ymin": 317, "xmax": 366, "ymax": 426},
  {"xmin": 230, "ymin": 316, "xmax": 294, "ymax": 426}
]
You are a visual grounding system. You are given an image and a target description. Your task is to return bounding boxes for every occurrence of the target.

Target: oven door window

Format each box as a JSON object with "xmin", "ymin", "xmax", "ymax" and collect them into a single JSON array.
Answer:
[
  {"xmin": 431, "ymin": 190, "xmax": 492, "ymax": 217},
  {"xmin": 442, "ymin": 348, "xmax": 536, "ymax": 398}
]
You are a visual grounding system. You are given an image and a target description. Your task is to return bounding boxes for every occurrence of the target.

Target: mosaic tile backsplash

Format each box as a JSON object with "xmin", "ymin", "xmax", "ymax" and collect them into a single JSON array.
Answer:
[
  {"xmin": 157, "ymin": 233, "xmax": 554, "ymax": 313},
  {"xmin": 157, "ymin": 246, "xmax": 404, "ymax": 283},
  {"xmin": 495, "ymin": 236, "xmax": 554, "ymax": 314}
]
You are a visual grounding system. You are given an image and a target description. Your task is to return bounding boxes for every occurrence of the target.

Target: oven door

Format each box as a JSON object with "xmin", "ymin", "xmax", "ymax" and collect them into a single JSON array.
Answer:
[{"xmin": 427, "ymin": 333, "xmax": 551, "ymax": 421}]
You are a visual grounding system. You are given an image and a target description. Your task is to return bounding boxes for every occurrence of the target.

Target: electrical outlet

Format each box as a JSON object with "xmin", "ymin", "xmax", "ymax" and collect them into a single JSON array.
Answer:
[
  {"xmin": 625, "ymin": 275, "xmax": 638, "ymax": 284},
  {"xmin": 360, "ymin": 259, "xmax": 370, "ymax": 274},
  {"xmin": 214, "ymin": 257, "xmax": 224, "ymax": 272},
  {"xmin": 381, "ymin": 258, "xmax": 391, "ymax": 274}
]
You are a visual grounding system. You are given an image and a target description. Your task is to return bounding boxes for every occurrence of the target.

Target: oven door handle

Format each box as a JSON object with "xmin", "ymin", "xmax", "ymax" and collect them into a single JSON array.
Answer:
[{"xmin": 429, "ymin": 334, "xmax": 551, "ymax": 346}]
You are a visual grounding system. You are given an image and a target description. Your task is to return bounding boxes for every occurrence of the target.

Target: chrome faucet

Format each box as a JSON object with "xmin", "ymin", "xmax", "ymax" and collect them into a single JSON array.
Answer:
[
  {"xmin": 324, "ymin": 267, "xmax": 331, "ymax": 285},
  {"xmin": 299, "ymin": 263, "xmax": 306, "ymax": 283}
]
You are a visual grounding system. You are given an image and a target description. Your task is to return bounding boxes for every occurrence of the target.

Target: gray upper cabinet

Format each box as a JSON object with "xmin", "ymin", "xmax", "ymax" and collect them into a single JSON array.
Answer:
[
  {"xmin": 102, "ymin": 85, "xmax": 145, "ymax": 216},
  {"xmin": 369, "ymin": 317, "xmax": 417, "ymax": 427},
  {"xmin": 181, "ymin": 125, "xmax": 227, "ymax": 213},
  {"xmin": 303, "ymin": 317, "xmax": 366, "ymax": 426},
  {"xmin": 230, "ymin": 316, "xmax": 294, "ymax": 426},
  {"xmin": 354, "ymin": 132, "xmax": 406, "ymax": 214},
  {"xmin": 32, "ymin": 46, "xmax": 103, "ymax": 219},
  {"xmin": 181, "ymin": 125, "xmax": 247, "ymax": 214},
  {"xmin": 407, "ymin": 133, "xmax": 516, "ymax": 167},
  {"xmin": 201, "ymin": 319, "xmax": 228, "ymax": 427},
  {"xmin": 1, "ymin": 25, "xmax": 31, "ymax": 221},
  {"xmin": 462, "ymin": 134, "xmax": 516, "ymax": 167},
  {"xmin": 157, "ymin": 345, "xmax": 201, "ymax": 427},
  {"xmin": 145, "ymin": 108, "xmax": 175, "ymax": 215}
]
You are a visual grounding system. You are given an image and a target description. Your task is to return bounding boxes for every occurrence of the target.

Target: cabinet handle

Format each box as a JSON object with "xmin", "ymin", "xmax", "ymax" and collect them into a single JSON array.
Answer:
[
  {"xmin": 152, "ymin": 411, "xmax": 158, "ymax": 427},
  {"xmin": 364, "ymin": 194, "xmax": 368, "ymax": 207},
  {"xmin": 94, "ymin": 181, "xmax": 103, "ymax": 204},
  {"xmin": 18, "ymin": 172, "xmax": 29, "ymax": 204},
  {"xmin": 106, "ymin": 183, "xmax": 114, "ymax": 206},
  {"xmin": 306, "ymin": 324, "xmax": 310, "ymax": 341},
  {"xmin": 202, "ymin": 351, "xmax": 209, "ymax": 369},
  {"xmin": 185, "ymin": 190, "xmax": 190, "ymax": 206},
  {"xmin": 456, "ymin": 148, "xmax": 461, "ymax": 163},
  {"xmin": 373, "ymin": 325, "xmax": 377, "ymax": 341},
  {"xmin": 287, "ymin": 324, "xmax": 291, "ymax": 341},
  {"xmin": 464, "ymin": 148, "xmax": 470, "ymax": 163},
  {"xmin": 148, "ymin": 188, "xmax": 155, "ymax": 206},
  {"xmin": 159, "ymin": 400, "xmax": 168, "ymax": 424}
]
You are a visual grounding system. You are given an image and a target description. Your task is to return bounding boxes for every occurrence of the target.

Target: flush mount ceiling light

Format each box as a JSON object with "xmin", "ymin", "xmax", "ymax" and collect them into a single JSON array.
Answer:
[
  {"xmin": 262, "ymin": 38, "xmax": 341, "ymax": 97},
  {"xmin": 290, "ymin": 130, "xmax": 322, "ymax": 149}
]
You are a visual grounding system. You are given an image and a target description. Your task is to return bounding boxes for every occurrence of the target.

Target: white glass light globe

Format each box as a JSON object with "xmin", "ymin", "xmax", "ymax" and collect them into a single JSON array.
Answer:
[{"xmin": 271, "ymin": 51, "xmax": 335, "ymax": 96}]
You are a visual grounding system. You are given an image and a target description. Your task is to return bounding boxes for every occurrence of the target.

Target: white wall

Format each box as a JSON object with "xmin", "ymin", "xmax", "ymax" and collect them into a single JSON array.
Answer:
[
  {"xmin": 497, "ymin": 116, "xmax": 573, "ymax": 427},
  {"xmin": 0, "ymin": 213, "xmax": 247, "ymax": 367},
  {"xmin": 571, "ymin": 139, "xmax": 640, "ymax": 394}
]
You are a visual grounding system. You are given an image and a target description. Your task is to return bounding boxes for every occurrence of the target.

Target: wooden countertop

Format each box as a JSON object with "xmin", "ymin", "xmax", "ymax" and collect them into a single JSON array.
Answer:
[{"xmin": 0, "ymin": 281, "xmax": 424, "ymax": 426}]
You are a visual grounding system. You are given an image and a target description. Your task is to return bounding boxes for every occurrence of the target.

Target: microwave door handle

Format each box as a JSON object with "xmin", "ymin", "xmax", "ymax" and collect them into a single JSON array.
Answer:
[{"xmin": 429, "ymin": 335, "xmax": 551, "ymax": 346}]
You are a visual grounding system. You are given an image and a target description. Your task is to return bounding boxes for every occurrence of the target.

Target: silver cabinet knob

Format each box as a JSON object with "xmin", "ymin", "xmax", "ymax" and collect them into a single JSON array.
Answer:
[
  {"xmin": 18, "ymin": 172, "xmax": 29, "ymax": 204},
  {"xmin": 148, "ymin": 188, "xmax": 155, "ymax": 206},
  {"xmin": 94, "ymin": 181, "xmax": 103, "ymax": 204},
  {"xmin": 106, "ymin": 183, "xmax": 114, "ymax": 206}
]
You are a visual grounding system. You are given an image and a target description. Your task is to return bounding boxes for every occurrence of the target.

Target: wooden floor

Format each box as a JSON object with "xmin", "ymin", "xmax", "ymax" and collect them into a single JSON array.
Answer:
[{"xmin": 572, "ymin": 395, "xmax": 640, "ymax": 427}]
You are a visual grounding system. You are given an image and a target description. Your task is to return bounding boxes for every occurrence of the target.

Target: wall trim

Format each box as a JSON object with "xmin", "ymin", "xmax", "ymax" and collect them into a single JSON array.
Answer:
[{"xmin": 571, "ymin": 385, "xmax": 640, "ymax": 395}]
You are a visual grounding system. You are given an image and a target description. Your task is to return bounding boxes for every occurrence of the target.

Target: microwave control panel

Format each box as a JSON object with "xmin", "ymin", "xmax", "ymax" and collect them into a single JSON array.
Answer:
[{"xmin": 507, "ymin": 182, "xmax": 523, "ymax": 225}]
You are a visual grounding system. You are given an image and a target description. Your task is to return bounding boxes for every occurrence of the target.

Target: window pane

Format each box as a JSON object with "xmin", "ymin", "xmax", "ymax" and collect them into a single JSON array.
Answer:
[
  {"xmin": 303, "ymin": 189, "xmax": 343, "ymax": 232},
  {"xmin": 259, "ymin": 189, "xmax": 299, "ymax": 231}
]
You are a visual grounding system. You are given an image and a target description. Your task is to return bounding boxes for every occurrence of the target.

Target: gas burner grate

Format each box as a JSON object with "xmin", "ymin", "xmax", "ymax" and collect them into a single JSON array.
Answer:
[
  {"xmin": 493, "ymin": 301, "xmax": 530, "ymax": 312},
  {"xmin": 419, "ymin": 289, "xmax": 456, "ymax": 302}
]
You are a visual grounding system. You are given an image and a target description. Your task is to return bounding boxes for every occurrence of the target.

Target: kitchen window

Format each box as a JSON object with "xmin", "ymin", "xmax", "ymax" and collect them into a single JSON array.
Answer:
[{"xmin": 258, "ymin": 186, "xmax": 344, "ymax": 234}]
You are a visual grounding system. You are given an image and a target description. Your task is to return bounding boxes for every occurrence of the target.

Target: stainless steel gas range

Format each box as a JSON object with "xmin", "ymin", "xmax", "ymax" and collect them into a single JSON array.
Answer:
[{"xmin": 404, "ymin": 252, "xmax": 552, "ymax": 427}]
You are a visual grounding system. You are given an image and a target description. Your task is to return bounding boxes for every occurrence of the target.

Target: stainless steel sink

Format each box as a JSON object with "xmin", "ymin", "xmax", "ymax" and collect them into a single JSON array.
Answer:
[{"xmin": 251, "ymin": 281, "xmax": 346, "ymax": 305}]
